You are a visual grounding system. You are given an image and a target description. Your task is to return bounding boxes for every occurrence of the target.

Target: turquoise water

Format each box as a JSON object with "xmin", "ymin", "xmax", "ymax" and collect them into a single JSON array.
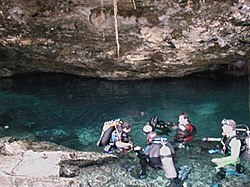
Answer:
[{"xmin": 0, "ymin": 73, "xmax": 249, "ymax": 151}]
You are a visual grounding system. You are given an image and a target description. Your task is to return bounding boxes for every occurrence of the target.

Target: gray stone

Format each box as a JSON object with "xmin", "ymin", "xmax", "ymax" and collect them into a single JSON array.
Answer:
[
  {"xmin": 0, "ymin": 138, "xmax": 249, "ymax": 186},
  {"xmin": 0, "ymin": 139, "xmax": 117, "ymax": 187},
  {"xmin": 0, "ymin": 0, "xmax": 249, "ymax": 79}
]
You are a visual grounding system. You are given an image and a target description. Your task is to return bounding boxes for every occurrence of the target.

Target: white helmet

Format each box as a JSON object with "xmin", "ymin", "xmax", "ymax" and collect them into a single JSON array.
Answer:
[{"xmin": 143, "ymin": 124, "xmax": 153, "ymax": 134}]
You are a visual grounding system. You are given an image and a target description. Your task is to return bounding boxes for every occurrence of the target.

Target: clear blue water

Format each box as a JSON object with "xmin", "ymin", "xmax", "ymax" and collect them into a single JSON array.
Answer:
[{"xmin": 0, "ymin": 73, "xmax": 249, "ymax": 151}]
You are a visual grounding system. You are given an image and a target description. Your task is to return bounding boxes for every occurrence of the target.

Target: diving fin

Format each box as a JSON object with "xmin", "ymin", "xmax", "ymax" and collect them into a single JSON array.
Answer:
[{"xmin": 178, "ymin": 165, "xmax": 192, "ymax": 181}]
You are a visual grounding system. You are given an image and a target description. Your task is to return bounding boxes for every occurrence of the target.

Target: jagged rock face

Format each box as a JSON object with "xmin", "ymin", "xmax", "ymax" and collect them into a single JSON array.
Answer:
[{"xmin": 0, "ymin": 0, "xmax": 249, "ymax": 80}]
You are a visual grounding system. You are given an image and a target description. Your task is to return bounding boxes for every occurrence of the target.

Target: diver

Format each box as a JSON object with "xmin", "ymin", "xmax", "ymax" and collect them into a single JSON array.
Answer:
[
  {"xmin": 203, "ymin": 119, "xmax": 249, "ymax": 180},
  {"xmin": 97, "ymin": 119, "xmax": 133, "ymax": 154},
  {"xmin": 134, "ymin": 132, "xmax": 191, "ymax": 186},
  {"xmin": 142, "ymin": 116, "xmax": 172, "ymax": 135},
  {"xmin": 172, "ymin": 112, "xmax": 197, "ymax": 144}
]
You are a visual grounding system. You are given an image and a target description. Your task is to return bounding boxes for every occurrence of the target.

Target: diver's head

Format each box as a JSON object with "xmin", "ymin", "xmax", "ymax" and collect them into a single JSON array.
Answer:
[
  {"xmin": 221, "ymin": 118, "xmax": 236, "ymax": 130},
  {"xmin": 178, "ymin": 112, "xmax": 190, "ymax": 125},
  {"xmin": 143, "ymin": 124, "xmax": 153, "ymax": 134},
  {"xmin": 221, "ymin": 118, "xmax": 237, "ymax": 136},
  {"xmin": 121, "ymin": 121, "xmax": 131, "ymax": 133}
]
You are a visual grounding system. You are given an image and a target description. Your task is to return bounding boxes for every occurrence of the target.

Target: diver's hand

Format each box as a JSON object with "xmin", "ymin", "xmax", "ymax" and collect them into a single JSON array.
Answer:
[
  {"xmin": 134, "ymin": 146, "xmax": 141, "ymax": 151},
  {"xmin": 172, "ymin": 125, "xmax": 178, "ymax": 130},
  {"xmin": 164, "ymin": 122, "xmax": 175, "ymax": 128},
  {"xmin": 201, "ymin": 137, "xmax": 208, "ymax": 141}
]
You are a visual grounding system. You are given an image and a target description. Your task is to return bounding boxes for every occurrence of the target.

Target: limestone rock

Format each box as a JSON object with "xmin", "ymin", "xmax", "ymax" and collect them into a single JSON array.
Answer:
[
  {"xmin": 0, "ymin": 141, "xmax": 25, "ymax": 155},
  {"xmin": 0, "ymin": 138, "xmax": 117, "ymax": 187},
  {"xmin": 0, "ymin": 0, "xmax": 249, "ymax": 79},
  {"xmin": 0, "ymin": 138, "xmax": 249, "ymax": 186}
]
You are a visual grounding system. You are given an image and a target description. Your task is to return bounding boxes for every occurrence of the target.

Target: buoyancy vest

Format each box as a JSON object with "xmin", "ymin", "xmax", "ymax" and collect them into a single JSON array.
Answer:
[
  {"xmin": 97, "ymin": 119, "xmax": 123, "ymax": 147},
  {"xmin": 222, "ymin": 125, "xmax": 250, "ymax": 154},
  {"xmin": 111, "ymin": 130, "xmax": 130, "ymax": 143},
  {"xmin": 223, "ymin": 135, "xmax": 245, "ymax": 154},
  {"xmin": 177, "ymin": 123, "xmax": 196, "ymax": 135},
  {"xmin": 143, "ymin": 137, "xmax": 176, "ymax": 164},
  {"xmin": 174, "ymin": 123, "xmax": 196, "ymax": 142},
  {"xmin": 188, "ymin": 123, "xmax": 196, "ymax": 134}
]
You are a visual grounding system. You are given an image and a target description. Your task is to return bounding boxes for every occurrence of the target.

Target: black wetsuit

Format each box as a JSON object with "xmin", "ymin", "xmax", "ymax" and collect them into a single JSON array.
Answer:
[{"xmin": 136, "ymin": 136, "xmax": 176, "ymax": 175}]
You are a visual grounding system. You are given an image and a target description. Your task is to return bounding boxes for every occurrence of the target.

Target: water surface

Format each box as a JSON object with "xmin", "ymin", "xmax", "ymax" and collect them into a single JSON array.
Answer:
[{"xmin": 0, "ymin": 73, "xmax": 249, "ymax": 151}]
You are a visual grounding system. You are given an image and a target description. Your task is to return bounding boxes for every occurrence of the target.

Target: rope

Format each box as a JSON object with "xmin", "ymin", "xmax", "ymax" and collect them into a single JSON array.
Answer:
[
  {"xmin": 132, "ymin": 0, "xmax": 136, "ymax": 9},
  {"xmin": 113, "ymin": 0, "xmax": 120, "ymax": 59}
]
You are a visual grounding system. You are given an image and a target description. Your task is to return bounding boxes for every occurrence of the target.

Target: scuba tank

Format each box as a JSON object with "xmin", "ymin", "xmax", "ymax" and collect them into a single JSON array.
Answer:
[
  {"xmin": 97, "ymin": 119, "xmax": 122, "ymax": 146},
  {"xmin": 245, "ymin": 127, "xmax": 250, "ymax": 150},
  {"xmin": 160, "ymin": 142, "xmax": 177, "ymax": 179},
  {"xmin": 236, "ymin": 124, "xmax": 250, "ymax": 152}
]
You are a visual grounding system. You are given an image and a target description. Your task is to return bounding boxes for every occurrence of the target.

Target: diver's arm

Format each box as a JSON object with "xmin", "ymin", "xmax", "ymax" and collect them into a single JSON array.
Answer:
[
  {"xmin": 155, "ymin": 122, "xmax": 172, "ymax": 135},
  {"xmin": 211, "ymin": 139, "xmax": 241, "ymax": 167},
  {"xmin": 202, "ymin": 137, "xmax": 222, "ymax": 142},
  {"xmin": 134, "ymin": 146, "xmax": 144, "ymax": 158}
]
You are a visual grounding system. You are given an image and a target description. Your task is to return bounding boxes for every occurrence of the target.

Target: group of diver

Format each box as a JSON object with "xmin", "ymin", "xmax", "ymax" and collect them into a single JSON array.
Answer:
[{"xmin": 97, "ymin": 113, "xmax": 250, "ymax": 187}]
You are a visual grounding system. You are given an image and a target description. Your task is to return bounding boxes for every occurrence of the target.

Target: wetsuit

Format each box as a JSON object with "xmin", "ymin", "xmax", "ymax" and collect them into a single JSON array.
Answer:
[
  {"xmin": 136, "ymin": 136, "xmax": 177, "ymax": 179},
  {"xmin": 174, "ymin": 123, "xmax": 196, "ymax": 143}
]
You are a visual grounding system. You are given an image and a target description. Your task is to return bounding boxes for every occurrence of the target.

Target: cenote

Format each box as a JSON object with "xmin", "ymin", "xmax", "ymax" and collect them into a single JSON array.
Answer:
[{"xmin": 0, "ymin": 73, "xmax": 249, "ymax": 152}]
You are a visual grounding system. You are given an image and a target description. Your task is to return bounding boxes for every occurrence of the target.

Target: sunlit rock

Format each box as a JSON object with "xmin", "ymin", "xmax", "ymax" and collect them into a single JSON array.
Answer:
[{"xmin": 0, "ymin": 138, "xmax": 117, "ymax": 187}]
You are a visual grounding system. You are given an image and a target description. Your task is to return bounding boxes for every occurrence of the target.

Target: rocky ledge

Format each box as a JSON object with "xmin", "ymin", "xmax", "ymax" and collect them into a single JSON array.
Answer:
[
  {"xmin": 0, "ymin": 137, "xmax": 117, "ymax": 187},
  {"xmin": 0, "ymin": 0, "xmax": 249, "ymax": 80},
  {"xmin": 0, "ymin": 137, "xmax": 249, "ymax": 187}
]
